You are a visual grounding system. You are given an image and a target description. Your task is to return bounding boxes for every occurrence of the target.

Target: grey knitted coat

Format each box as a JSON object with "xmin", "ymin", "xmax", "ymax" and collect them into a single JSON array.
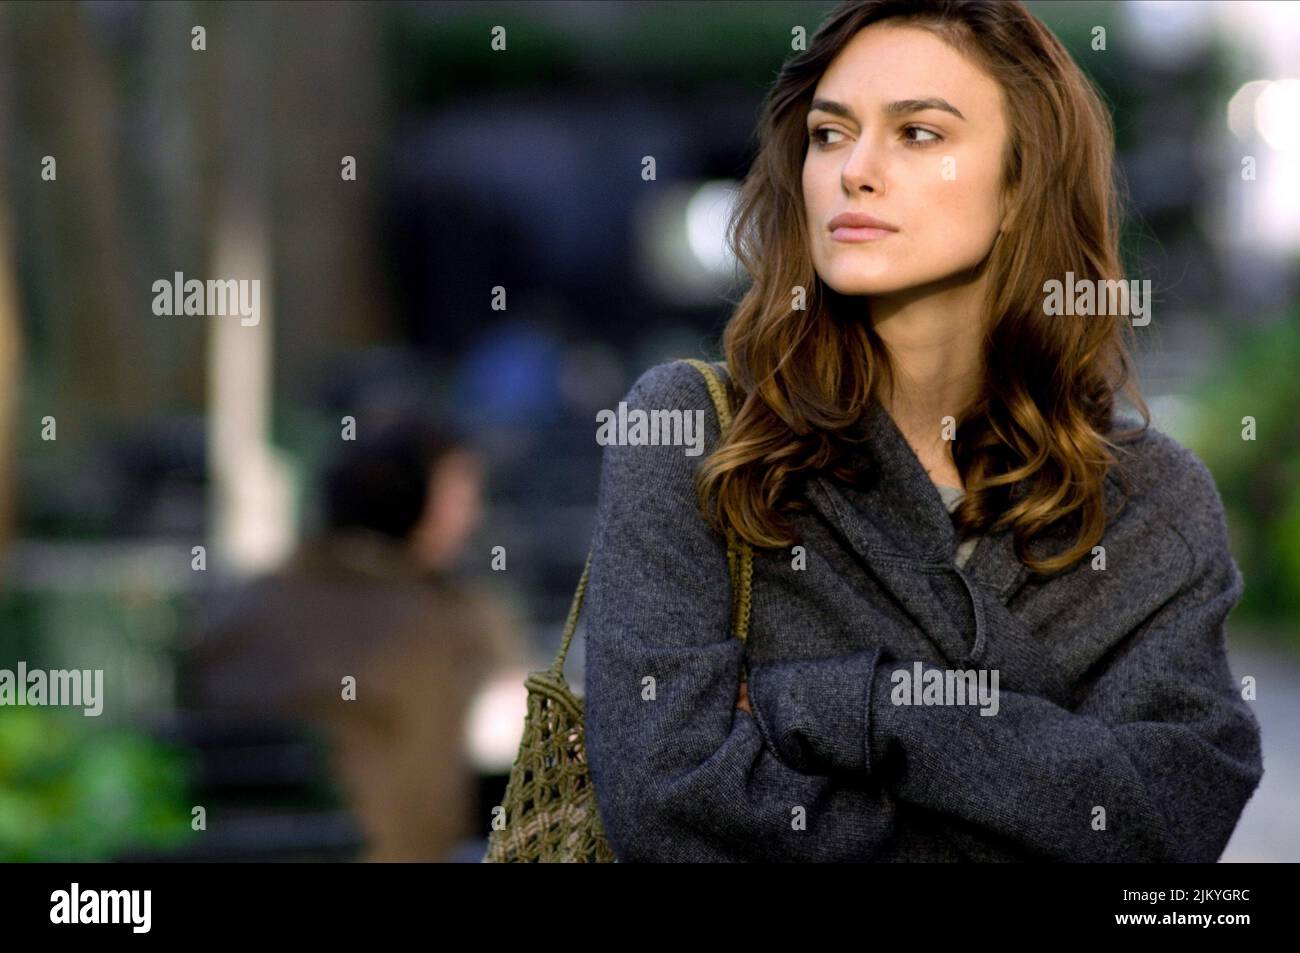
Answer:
[{"xmin": 582, "ymin": 359, "xmax": 1264, "ymax": 862}]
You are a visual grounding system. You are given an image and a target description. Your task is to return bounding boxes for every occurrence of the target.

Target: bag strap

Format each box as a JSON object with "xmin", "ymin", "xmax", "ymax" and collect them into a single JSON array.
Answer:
[
  {"xmin": 549, "ymin": 358, "xmax": 754, "ymax": 678},
  {"xmin": 682, "ymin": 359, "xmax": 754, "ymax": 649}
]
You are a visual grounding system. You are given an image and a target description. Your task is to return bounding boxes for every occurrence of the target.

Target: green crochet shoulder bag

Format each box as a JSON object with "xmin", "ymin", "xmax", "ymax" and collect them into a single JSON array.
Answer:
[{"xmin": 482, "ymin": 358, "xmax": 753, "ymax": 862}]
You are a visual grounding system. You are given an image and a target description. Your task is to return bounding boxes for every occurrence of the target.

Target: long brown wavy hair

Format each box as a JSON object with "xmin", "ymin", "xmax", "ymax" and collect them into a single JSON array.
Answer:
[{"xmin": 695, "ymin": 0, "xmax": 1150, "ymax": 577}]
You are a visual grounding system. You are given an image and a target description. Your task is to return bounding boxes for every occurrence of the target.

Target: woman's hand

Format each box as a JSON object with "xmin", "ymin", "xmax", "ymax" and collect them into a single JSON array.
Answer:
[{"xmin": 736, "ymin": 680, "xmax": 751, "ymax": 713}]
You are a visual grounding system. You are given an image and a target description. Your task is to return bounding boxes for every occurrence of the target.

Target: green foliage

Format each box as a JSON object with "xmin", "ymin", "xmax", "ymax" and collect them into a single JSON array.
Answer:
[
  {"xmin": 0, "ymin": 706, "xmax": 197, "ymax": 861},
  {"xmin": 1184, "ymin": 314, "xmax": 1300, "ymax": 638}
]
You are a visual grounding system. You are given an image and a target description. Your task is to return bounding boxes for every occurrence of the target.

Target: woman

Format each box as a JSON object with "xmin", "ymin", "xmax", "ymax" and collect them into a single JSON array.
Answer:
[{"xmin": 581, "ymin": 0, "xmax": 1264, "ymax": 862}]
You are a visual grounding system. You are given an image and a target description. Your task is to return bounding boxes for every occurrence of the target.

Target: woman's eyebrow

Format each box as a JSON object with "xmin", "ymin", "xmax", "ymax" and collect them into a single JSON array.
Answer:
[{"xmin": 808, "ymin": 97, "xmax": 966, "ymax": 122}]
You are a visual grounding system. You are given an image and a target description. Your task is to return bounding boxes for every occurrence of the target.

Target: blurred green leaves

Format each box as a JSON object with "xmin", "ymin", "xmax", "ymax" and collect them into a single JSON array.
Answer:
[
  {"xmin": 0, "ymin": 706, "xmax": 196, "ymax": 861},
  {"xmin": 1185, "ymin": 312, "xmax": 1300, "ymax": 637}
]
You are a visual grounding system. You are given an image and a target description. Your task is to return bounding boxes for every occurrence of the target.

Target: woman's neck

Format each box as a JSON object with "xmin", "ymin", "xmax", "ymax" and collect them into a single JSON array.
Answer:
[{"xmin": 869, "ymin": 278, "xmax": 987, "ymax": 490}]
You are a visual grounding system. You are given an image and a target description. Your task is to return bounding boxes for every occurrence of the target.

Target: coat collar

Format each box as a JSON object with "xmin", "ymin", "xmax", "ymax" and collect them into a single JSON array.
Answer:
[
  {"xmin": 708, "ymin": 360, "xmax": 1112, "ymax": 605},
  {"xmin": 803, "ymin": 396, "xmax": 1035, "ymax": 604}
]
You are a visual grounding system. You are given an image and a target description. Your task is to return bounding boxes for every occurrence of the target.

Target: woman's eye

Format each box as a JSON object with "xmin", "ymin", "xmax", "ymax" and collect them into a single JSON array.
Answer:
[
  {"xmin": 812, "ymin": 125, "xmax": 941, "ymax": 148},
  {"xmin": 902, "ymin": 125, "xmax": 943, "ymax": 146},
  {"xmin": 810, "ymin": 127, "xmax": 845, "ymax": 148}
]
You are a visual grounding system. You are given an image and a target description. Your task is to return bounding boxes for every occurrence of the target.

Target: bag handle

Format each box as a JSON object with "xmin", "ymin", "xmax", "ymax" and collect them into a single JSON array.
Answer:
[{"xmin": 549, "ymin": 358, "xmax": 754, "ymax": 679}]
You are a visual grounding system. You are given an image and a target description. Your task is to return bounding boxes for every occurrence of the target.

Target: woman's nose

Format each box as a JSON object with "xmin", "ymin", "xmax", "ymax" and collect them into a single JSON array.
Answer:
[{"xmin": 840, "ymin": 138, "xmax": 886, "ymax": 195}]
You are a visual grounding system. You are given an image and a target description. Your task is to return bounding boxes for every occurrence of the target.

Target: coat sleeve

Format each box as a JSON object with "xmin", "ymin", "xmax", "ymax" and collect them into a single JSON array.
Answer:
[
  {"xmin": 864, "ymin": 461, "xmax": 1264, "ymax": 862},
  {"xmin": 582, "ymin": 361, "xmax": 898, "ymax": 862}
]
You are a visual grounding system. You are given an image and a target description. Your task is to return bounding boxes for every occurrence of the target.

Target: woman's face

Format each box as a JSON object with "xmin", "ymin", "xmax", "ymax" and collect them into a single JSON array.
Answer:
[{"xmin": 802, "ymin": 22, "xmax": 1011, "ymax": 298}]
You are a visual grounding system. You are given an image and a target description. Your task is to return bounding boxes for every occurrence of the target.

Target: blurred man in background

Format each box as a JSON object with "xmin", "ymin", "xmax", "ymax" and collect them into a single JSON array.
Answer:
[{"xmin": 184, "ymin": 418, "xmax": 531, "ymax": 861}]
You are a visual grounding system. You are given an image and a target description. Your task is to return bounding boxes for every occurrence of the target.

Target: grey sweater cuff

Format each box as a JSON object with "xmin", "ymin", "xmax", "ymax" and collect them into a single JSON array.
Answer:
[
  {"xmin": 867, "ymin": 660, "xmax": 906, "ymax": 774},
  {"xmin": 867, "ymin": 658, "xmax": 988, "ymax": 784},
  {"xmin": 746, "ymin": 646, "xmax": 882, "ymax": 775}
]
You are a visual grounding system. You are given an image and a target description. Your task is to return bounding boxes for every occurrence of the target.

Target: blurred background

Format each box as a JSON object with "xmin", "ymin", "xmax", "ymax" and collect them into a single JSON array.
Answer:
[{"xmin": 0, "ymin": 0, "xmax": 1295, "ymax": 862}]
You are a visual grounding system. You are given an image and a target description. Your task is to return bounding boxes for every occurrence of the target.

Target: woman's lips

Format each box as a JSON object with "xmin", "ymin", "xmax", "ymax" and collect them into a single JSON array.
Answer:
[{"xmin": 830, "ymin": 226, "xmax": 896, "ymax": 242}]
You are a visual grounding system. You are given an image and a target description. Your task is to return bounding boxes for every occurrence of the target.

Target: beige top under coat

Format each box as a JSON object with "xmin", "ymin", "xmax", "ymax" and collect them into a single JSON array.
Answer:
[{"xmin": 935, "ymin": 483, "xmax": 978, "ymax": 570}]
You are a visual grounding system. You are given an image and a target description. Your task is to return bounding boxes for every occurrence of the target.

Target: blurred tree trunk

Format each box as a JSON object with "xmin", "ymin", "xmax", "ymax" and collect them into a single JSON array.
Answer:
[
  {"xmin": 0, "ymin": 4, "xmax": 21, "ymax": 573},
  {"xmin": 7, "ymin": 3, "xmax": 138, "ymax": 423},
  {"xmin": 207, "ymin": 0, "xmax": 294, "ymax": 574},
  {"xmin": 270, "ymin": 0, "xmax": 392, "ymax": 400},
  {"xmin": 0, "ymin": 201, "xmax": 18, "ymax": 575}
]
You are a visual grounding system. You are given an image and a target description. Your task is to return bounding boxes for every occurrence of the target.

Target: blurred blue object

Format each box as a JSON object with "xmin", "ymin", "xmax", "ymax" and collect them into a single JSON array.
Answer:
[{"xmin": 455, "ymin": 320, "xmax": 566, "ymax": 428}]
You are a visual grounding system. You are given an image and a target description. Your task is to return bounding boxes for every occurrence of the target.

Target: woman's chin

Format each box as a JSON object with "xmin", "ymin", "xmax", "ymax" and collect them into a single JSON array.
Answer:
[{"xmin": 822, "ymin": 274, "xmax": 911, "ymax": 297}]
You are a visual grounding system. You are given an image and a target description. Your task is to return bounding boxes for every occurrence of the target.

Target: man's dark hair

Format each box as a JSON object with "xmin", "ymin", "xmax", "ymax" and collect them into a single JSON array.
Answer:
[{"xmin": 323, "ymin": 417, "xmax": 469, "ymax": 540}]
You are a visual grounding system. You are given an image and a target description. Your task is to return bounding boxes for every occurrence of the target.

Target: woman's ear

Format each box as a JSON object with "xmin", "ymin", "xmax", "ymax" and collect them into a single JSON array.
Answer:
[{"xmin": 998, "ymin": 182, "xmax": 1019, "ymax": 235}]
